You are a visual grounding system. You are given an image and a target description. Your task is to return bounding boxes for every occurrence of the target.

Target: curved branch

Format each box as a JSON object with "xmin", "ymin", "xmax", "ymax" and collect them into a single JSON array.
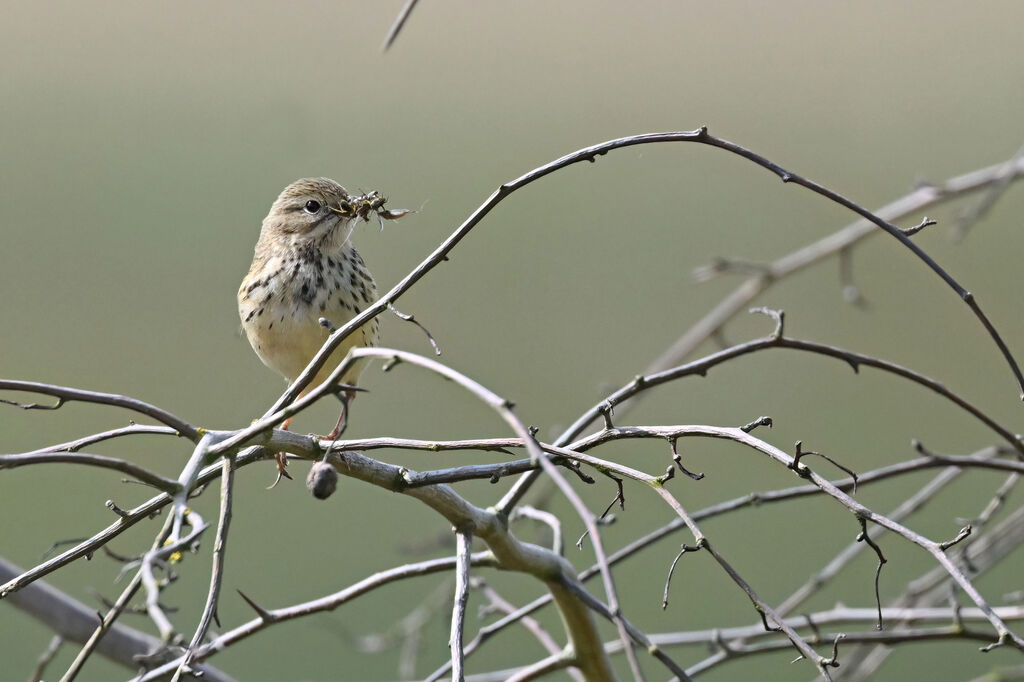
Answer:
[
  {"xmin": 266, "ymin": 130, "xmax": 1024, "ymax": 438},
  {"xmin": 0, "ymin": 380, "xmax": 199, "ymax": 441},
  {"xmin": 650, "ymin": 151, "xmax": 1024, "ymax": 374},
  {"xmin": 562, "ymin": 332, "xmax": 1024, "ymax": 456},
  {"xmin": 0, "ymin": 452, "xmax": 178, "ymax": 492},
  {"xmin": 595, "ymin": 424, "xmax": 1024, "ymax": 651}
]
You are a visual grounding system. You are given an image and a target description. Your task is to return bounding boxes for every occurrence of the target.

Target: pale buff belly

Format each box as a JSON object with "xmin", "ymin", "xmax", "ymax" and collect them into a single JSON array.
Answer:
[
  {"xmin": 244, "ymin": 307, "xmax": 370, "ymax": 389},
  {"xmin": 238, "ymin": 248, "xmax": 379, "ymax": 390}
]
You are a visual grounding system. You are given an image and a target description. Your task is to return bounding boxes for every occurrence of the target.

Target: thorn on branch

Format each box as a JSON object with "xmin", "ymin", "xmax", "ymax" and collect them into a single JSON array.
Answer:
[
  {"xmin": 662, "ymin": 544, "xmax": 702, "ymax": 609},
  {"xmin": 382, "ymin": 355, "xmax": 401, "ymax": 372},
  {"xmin": 389, "ymin": 304, "xmax": 442, "ymax": 356},
  {"xmin": 741, "ymin": 416, "xmax": 773, "ymax": 433},
  {"xmin": 669, "ymin": 437, "xmax": 704, "ymax": 480},
  {"xmin": 749, "ymin": 306, "xmax": 785, "ymax": 339},
  {"xmin": 912, "ymin": 439, "xmax": 937, "ymax": 457},
  {"xmin": 236, "ymin": 589, "xmax": 272, "ymax": 622},
  {"xmin": 598, "ymin": 401, "xmax": 614, "ymax": 429}
]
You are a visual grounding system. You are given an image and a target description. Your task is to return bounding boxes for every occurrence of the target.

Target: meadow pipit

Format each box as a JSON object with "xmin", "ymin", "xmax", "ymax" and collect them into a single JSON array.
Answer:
[{"xmin": 238, "ymin": 178, "xmax": 397, "ymax": 481}]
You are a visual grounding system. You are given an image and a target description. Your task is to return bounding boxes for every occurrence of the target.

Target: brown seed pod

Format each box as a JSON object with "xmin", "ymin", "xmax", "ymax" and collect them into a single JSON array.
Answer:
[{"xmin": 306, "ymin": 460, "xmax": 339, "ymax": 500}]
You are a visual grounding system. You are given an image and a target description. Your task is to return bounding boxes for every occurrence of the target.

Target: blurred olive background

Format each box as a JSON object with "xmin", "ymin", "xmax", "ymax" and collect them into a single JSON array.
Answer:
[{"xmin": 3, "ymin": 2, "xmax": 1024, "ymax": 680}]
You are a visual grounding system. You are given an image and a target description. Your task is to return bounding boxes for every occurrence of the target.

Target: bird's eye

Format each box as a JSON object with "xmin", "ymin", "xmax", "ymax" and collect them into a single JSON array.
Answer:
[{"xmin": 303, "ymin": 200, "xmax": 322, "ymax": 214}]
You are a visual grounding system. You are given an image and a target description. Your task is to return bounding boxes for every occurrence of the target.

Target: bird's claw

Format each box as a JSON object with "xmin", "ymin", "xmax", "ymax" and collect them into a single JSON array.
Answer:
[{"xmin": 267, "ymin": 452, "xmax": 293, "ymax": 489}]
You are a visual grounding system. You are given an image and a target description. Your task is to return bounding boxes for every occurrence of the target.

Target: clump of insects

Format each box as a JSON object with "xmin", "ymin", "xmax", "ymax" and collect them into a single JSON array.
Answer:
[{"xmin": 336, "ymin": 190, "xmax": 411, "ymax": 230}]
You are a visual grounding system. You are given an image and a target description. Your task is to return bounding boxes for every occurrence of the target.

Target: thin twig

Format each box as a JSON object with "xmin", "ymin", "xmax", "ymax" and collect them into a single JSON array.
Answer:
[
  {"xmin": 0, "ymin": 380, "xmax": 199, "ymax": 440},
  {"xmin": 61, "ymin": 513, "xmax": 176, "ymax": 681},
  {"xmin": 450, "ymin": 531, "xmax": 472, "ymax": 682},
  {"xmin": 29, "ymin": 635, "xmax": 62, "ymax": 682},
  {"xmin": 954, "ymin": 142, "xmax": 1024, "ymax": 239},
  {"xmin": 381, "ymin": 0, "xmax": 422, "ymax": 51},
  {"xmin": 0, "ymin": 452, "xmax": 178, "ymax": 492},
  {"xmin": 172, "ymin": 455, "xmax": 235, "ymax": 681}
]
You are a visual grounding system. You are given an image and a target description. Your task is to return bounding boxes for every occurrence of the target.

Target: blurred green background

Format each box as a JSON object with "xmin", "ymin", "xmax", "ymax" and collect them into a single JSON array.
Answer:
[{"xmin": 2, "ymin": 2, "xmax": 1024, "ymax": 680}]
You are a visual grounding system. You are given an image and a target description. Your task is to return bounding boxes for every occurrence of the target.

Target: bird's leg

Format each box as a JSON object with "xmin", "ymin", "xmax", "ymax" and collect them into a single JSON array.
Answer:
[
  {"xmin": 268, "ymin": 387, "xmax": 359, "ymax": 490},
  {"xmin": 267, "ymin": 408, "xmax": 299, "ymax": 490},
  {"xmin": 326, "ymin": 388, "xmax": 356, "ymax": 441}
]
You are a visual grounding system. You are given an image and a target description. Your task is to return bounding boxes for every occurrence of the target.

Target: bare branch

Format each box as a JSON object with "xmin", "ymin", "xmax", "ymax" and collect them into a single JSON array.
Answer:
[
  {"xmin": 381, "ymin": 0, "xmax": 422, "ymax": 51},
  {"xmin": 450, "ymin": 531, "xmax": 472, "ymax": 681},
  {"xmin": 0, "ymin": 380, "xmax": 199, "ymax": 440},
  {"xmin": 389, "ymin": 303, "xmax": 442, "ymax": 355},
  {"xmin": 0, "ymin": 451, "xmax": 178, "ymax": 492},
  {"xmin": 0, "ymin": 557, "xmax": 232, "ymax": 682},
  {"xmin": 648, "ymin": 149, "xmax": 1024, "ymax": 375},
  {"xmin": 954, "ymin": 142, "xmax": 1024, "ymax": 239},
  {"xmin": 173, "ymin": 455, "xmax": 235, "ymax": 680}
]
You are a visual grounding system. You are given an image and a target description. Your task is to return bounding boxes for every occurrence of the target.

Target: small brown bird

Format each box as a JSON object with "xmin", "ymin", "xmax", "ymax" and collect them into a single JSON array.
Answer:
[{"xmin": 238, "ymin": 178, "xmax": 384, "ymax": 483}]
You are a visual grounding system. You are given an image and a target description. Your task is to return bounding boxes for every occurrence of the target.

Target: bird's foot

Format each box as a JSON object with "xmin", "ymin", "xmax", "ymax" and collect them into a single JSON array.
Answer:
[{"xmin": 266, "ymin": 451, "xmax": 294, "ymax": 489}]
